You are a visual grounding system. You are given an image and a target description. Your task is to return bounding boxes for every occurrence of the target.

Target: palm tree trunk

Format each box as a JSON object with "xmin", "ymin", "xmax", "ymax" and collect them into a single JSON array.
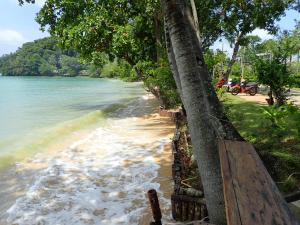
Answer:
[
  {"xmin": 154, "ymin": 16, "xmax": 163, "ymax": 62},
  {"xmin": 164, "ymin": 18, "xmax": 182, "ymax": 98},
  {"xmin": 163, "ymin": 0, "xmax": 243, "ymax": 224},
  {"xmin": 190, "ymin": 0, "xmax": 202, "ymax": 44},
  {"xmin": 224, "ymin": 35, "xmax": 242, "ymax": 79}
]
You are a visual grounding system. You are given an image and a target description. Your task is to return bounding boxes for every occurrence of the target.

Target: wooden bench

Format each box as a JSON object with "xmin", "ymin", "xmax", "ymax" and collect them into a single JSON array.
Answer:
[{"xmin": 219, "ymin": 140, "xmax": 300, "ymax": 225}]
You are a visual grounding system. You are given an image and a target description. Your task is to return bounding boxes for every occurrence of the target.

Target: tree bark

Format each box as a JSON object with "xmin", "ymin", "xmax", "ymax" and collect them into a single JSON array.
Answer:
[
  {"xmin": 224, "ymin": 34, "xmax": 242, "ymax": 79},
  {"xmin": 164, "ymin": 18, "xmax": 183, "ymax": 98},
  {"xmin": 154, "ymin": 16, "xmax": 163, "ymax": 62},
  {"xmin": 162, "ymin": 1, "xmax": 243, "ymax": 224},
  {"xmin": 189, "ymin": 0, "xmax": 201, "ymax": 44},
  {"xmin": 181, "ymin": 1, "xmax": 242, "ymax": 141}
]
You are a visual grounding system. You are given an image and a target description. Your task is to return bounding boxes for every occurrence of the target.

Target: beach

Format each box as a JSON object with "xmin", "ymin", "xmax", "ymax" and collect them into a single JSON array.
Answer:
[{"xmin": 0, "ymin": 93, "xmax": 175, "ymax": 225}]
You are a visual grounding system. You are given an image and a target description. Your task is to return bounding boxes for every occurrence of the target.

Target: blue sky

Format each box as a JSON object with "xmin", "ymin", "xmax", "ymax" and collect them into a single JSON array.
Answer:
[
  {"xmin": 0, "ymin": 0, "xmax": 48, "ymax": 56},
  {"xmin": 212, "ymin": 9, "xmax": 299, "ymax": 55},
  {"xmin": 0, "ymin": 0, "xmax": 299, "ymax": 57}
]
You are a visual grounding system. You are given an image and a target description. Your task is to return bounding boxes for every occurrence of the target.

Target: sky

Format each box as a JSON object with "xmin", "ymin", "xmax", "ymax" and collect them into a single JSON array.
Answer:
[
  {"xmin": 212, "ymin": 9, "xmax": 300, "ymax": 55},
  {"xmin": 0, "ymin": 0, "xmax": 48, "ymax": 56},
  {"xmin": 0, "ymin": 0, "xmax": 299, "ymax": 57}
]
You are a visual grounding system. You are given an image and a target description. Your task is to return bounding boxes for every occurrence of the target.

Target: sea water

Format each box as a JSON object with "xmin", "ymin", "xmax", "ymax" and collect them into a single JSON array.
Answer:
[
  {"xmin": 0, "ymin": 76, "xmax": 145, "ymax": 169},
  {"xmin": 0, "ymin": 76, "xmax": 173, "ymax": 225}
]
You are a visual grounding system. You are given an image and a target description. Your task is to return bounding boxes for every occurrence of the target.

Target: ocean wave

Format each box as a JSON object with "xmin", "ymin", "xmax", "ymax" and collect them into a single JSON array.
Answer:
[
  {"xmin": 5, "ymin": 115, "xmax": 171, "ymax": 225},
  {"xmin": 0, "ymin": 95, "xmax": 156, "ymax": 171}
]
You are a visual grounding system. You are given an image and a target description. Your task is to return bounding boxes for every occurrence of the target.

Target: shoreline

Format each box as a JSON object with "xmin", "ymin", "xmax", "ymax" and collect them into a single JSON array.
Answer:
[
  {"xmin": 0, "ymin": 95, "xmax": 176, "ymax": 225},
  {"xmin": 139, "ymin": 116, "xmax": 175, "ymax": 225},
  {"xmin": 0, "ymin": 128, "xmax": 93, "ymax": 221},
  {"xmin": 0, "ymin": 75, "xmax": 146, "ymax": 172}
]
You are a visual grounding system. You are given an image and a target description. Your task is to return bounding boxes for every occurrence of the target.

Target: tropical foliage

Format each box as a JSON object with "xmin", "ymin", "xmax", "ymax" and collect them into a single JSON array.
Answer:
[
  {"xmin": 225, "ymin": 95, "xmax": 300, "ymax": 192},
  {"xmin": 0, "ymin": 37, "xmax": 87, "ymax": 76}
]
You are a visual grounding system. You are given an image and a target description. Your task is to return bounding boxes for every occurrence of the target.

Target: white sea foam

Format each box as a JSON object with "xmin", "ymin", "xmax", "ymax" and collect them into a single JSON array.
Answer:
[{"xmin": 5, "ymin": 108, "xmax": 172, "ymax": 225}]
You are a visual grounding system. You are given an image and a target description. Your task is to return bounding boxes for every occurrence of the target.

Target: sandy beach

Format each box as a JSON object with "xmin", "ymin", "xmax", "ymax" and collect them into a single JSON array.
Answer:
[{"xmin": 0, "ymin": 94, "xmax": 175, "ymax": 225}]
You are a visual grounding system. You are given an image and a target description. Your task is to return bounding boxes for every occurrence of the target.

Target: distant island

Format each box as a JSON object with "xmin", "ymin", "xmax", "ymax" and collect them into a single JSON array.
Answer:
[{"xmin": 0, "ymin": 37, "xmax": 88, "ymax": 77}]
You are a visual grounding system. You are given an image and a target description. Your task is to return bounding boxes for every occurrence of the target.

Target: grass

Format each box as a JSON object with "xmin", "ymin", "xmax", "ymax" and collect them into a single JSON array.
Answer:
[{"xmin": 223, "ymin": 94, "xmax": 300, "ymax": 193}]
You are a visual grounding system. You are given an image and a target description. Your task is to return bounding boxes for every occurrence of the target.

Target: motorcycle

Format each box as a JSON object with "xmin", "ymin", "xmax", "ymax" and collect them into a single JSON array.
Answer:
[
  {"xmin": 216, "ymin": 78, "xmax": 226, "ymax": 88},
  {"xmin": 231, "ymin": 81, "xmax": 258, "ymax": 96}
]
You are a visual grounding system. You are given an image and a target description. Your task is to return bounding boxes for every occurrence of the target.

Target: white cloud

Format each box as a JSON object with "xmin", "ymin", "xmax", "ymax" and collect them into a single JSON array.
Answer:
[
  {"xmin": 250, "ymin": 29, "xmax": 274, "ymax": 40},
  {"xmin": 0, "ymin": 29, "xmax": 27, "ymax": 45}
]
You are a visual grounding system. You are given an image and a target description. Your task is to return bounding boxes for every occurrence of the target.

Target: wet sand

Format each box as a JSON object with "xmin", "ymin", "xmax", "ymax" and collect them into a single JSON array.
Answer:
[
  {"xmin": 0, "ymin": 95, "xmax": 176, "ymax": 225},
  {"xmin": 139, "ymin": 128, "xmax": 174, "ymax": 225},
  {"xmin": 0, "ymin": 129, "xmax": 92, "ymax": 220}
]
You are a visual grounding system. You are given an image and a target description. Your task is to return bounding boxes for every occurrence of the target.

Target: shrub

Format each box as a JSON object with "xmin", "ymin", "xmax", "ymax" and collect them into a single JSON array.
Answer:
[{"xmin": 139, "ymin": 60, "xmax": 181, "ymax": 108}]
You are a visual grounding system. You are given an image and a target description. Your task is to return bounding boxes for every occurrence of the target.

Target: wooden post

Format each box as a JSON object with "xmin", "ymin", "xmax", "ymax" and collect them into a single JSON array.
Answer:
[
  {"xmin": 188, "ymin": 202, "xmax": 195, "ymax": 221},
  {"xmin": 182, "ymin": 201, "xmax": 188, "ymax": 221},
  {"xmin": 148, "ymin": 189, "xmax": 162, "ymax": 225}
]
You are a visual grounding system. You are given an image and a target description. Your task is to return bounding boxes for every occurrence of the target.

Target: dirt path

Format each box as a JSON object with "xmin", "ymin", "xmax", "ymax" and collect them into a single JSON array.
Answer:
[
  {"xmin": 290, "ymin": 90, "xmax": 300, "ymax": 106},
  {"xmin": 236, "ymin": 93, "xmax": 268, "ymax": 104},
  {"xmin": 235, "ymin": 90, "xmax": 300, "ymax": 106}
]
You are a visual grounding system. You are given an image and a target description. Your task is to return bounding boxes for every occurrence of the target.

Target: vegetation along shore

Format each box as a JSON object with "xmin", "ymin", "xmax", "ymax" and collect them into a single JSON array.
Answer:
[{"xmin": 0, "ymin": 0, "xmax": 300, "ymax": 224}]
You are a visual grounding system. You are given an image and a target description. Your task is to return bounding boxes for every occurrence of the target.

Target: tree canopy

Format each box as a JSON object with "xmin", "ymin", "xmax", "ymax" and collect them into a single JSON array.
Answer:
[
  {"xmin": 18, "ymin": 0, "xmax": 298, "ymax": 80},
  {"xmin": 32, "ymin": 0, "xmax": 161, "ymax": 66},
  {"xmin": 16, "ymin": 1, "xmax": 300, "ymax": 223}
]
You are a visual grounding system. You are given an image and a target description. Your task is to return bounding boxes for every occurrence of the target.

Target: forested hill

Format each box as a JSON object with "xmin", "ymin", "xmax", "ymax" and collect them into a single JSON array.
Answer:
[{"xmin": 0, "ymin": 37, "xmax": 88, "ymax": 76}]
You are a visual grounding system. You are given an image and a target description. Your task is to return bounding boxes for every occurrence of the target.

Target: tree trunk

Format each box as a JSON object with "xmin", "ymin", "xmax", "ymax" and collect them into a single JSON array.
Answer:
[
  {"xmin": 163, "ymin": 1, "xmax": 243, "ymax": 224},
  {"xmin": 267, "ymin": 89, "xmax": 274, "ymax": 105},
  {"xmin": 224, "ymin": 35, "xmax": 242, "ymax": 79},
  {"xmin": 274, "ymin": 89, "xmax": 286, "ymax": 106},
  {"xmin": 164, "ymin": 18, "xmax": 182, "ymax": 98},
  {"xmin": 154, "ymin": 16, "xmax": 163, "ymax": 62},
  {"xmin": 189, "ymin": 0, "xmax": 201, "ymax": 44}
]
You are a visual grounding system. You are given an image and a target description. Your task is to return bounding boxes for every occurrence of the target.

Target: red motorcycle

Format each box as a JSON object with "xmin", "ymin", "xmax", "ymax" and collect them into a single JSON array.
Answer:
[
  {"xmin": 231, "ymin": 81, "xmax": 258, "ymax": 96},
  {"xmin": 216, "ymin": 78, "xmax": 226, "ymax": 88}
]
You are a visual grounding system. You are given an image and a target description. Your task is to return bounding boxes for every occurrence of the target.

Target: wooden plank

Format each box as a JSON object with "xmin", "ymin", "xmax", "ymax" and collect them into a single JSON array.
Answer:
[
  {"xmin": 219, "ymin": 140, "xmax": 300, "ymax": 225},
  {"xmin": 219, "ymin": 141, "xmax": 242, "ymax": 225}
]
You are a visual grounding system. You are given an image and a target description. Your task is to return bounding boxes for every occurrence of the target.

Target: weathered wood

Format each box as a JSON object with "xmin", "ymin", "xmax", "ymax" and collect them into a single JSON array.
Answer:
[
  {"xmin": 202, "ymin": 205, "xmax": 208, "ymax": 221},
  {"xmin": 219, "ymin": 140, "xmax": 300, "ymax": 225},
  {"xmin": 182, "ymin": 201, "xmax": 188, "ymax": 221},
  {"xmin": 218, "ymin": 141, "xmax": 242, "ymax": 225},
  {"xmin": 172, "ymin": 197, "xmax": 176, "ymax": 220},
  {"xmin": 171, "ymin": 194, "xmax": 207, "ymax": 205},
  {"xmin": 285, "ymin": 191, "xmax": 300, "ymax": 203},
  {"xmin": 178, "ymin": 187, "xmax": 204, "ymax": 198},
  {"xmin": 175, "ymin": 199, "xmax": 182, "ymax": 220},
  {"xmin": 190, "ymin": 223, "xmax": 214, "ymax": 225},
  {"xmin": 172, "ymin": 141, "xmax": 177, "ymax": 153},
  {"xmin": 183, "ymin": 131, "xmax": 189, "ymax": 149},
  {"xmin": 194, "ymin": 205, "xmax": 201, "ymax": 220},
  {"xmin": 188, "ymin": 202, "xmax": 195, "ymax": 221},
  {"xmin": 202, "ymin": 206, "xmax": 208, "ymax": 220},
  {"xmin": 147, "ymin": 189, "xmax": 162, "ymax": 225},
  {"xmin": 166, "ymin": 222, "xmax": 214, "ymax": 225},
  {"xmin": 171, "ymin": 119, "xmax": 208, "ymax": 222},
  {"xmin": 173, "ymin": 130, "xmax": 181, "ymax": 143},
  {"xmin": 174, "ymin": 152, "xmax": 181, "ymax": 162}
]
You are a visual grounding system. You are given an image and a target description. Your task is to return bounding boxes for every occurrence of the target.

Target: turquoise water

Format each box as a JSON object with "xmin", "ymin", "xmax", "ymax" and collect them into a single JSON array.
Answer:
[{"xmin": 0, "ymin": 76, "xmax": 145, "ymax": 168}]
